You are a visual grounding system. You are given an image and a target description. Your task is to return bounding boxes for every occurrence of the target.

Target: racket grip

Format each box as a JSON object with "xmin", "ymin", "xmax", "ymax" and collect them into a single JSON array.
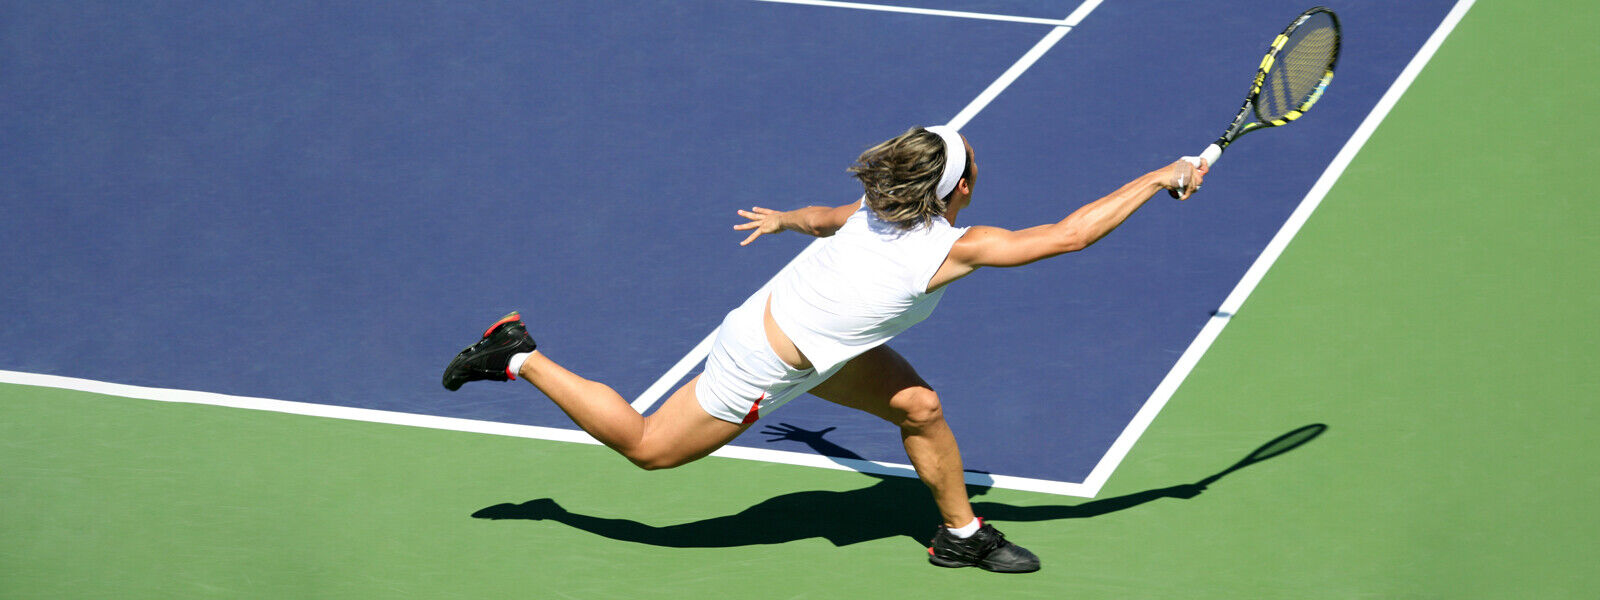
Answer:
[{"xmin": 1185, "ymin": 143, "xmax": 1224, "ymax": 169}]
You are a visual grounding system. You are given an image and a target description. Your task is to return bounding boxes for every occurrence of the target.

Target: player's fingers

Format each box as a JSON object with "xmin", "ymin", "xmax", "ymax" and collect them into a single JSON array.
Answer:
[
  {"xmin": 740, "ymin": 229, "xmax": 763, "ymax": 246},
  {"xmin": 1170, "ymin": 161, "xmax": 1203, "ymax": 200}
]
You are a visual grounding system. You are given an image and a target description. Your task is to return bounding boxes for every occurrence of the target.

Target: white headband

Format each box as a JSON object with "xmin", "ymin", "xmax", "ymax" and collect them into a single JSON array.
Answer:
[{"xmin": 924, "ymin": 125, "xmax": 967, "ymax": 200}]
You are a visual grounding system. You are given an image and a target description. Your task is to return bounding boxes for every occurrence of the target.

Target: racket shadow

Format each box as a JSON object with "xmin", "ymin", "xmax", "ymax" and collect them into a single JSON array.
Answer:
[{"xmin": 470, "ymin": 423, "xmax": 1328, "ymax": 549}]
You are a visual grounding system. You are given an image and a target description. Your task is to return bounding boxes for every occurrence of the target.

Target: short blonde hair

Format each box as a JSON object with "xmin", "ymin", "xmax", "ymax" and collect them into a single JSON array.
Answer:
[{"xmin": 848, "ymin": 127, "xmax": 968, "ymax": 229}]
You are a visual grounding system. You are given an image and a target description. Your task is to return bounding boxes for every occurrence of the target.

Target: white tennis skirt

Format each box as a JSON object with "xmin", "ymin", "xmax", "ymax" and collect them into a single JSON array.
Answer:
[{"xmin": 695, "ymin": 295, "xmax": 839, "ymax": 424}]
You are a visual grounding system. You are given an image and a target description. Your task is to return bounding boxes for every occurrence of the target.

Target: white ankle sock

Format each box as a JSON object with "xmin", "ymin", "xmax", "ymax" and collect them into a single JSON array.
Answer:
[
  {"xmin": 948, "ymin": 518, "xmax": 981, "ymax": 539},
  {"xmin": 507, "ymin": 352, "xmax": 533, "ymax": 379}
]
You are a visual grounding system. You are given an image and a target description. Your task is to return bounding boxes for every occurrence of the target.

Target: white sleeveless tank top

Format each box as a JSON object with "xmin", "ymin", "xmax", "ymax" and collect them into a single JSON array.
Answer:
[{"xmin": 768, "ymin": 202, "xmax": 969, "ymax": 373}]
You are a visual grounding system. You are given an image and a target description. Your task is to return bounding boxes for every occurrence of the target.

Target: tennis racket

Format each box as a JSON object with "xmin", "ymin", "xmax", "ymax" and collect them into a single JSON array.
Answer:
[{"xmin": 1187, "ymin": 7, "xmax": 1342, "ymax": 169}]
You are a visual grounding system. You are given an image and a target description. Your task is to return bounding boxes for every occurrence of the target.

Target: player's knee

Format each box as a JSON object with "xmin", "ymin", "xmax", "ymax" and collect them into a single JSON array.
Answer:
[
  {"xmin": 627, "ymin": 454, "xmax": 676, "ymax": 471},
  {"xmin": 894, "ymin": 387, "xmax": 944, "ymax": 431},
  {"xmin": 623, "ymin": 446, "xmax": 690, "ymax": 471},
  {"xmin": 629, "ymin": 457, "xmax": 674, "ymax": 471}
]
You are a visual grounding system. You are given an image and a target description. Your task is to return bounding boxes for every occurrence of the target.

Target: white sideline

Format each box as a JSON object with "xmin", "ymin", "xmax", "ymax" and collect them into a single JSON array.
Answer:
[{"xmin": 1074, "ymin": 0, "xmax": 1479, "ymax": 497}]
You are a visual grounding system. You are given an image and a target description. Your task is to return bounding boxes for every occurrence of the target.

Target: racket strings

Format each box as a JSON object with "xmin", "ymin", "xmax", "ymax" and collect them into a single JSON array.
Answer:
[{"xmin": 1258, "ymin": 17, "xmax": 1338, "ymax": 120}]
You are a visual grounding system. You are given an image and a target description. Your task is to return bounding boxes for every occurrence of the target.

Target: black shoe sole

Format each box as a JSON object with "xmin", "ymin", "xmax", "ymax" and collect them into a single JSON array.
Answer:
[
  {"xmin": 442, "ymin": 312, "xmax": 533, "ymax": 391},
  {"xmin": 928, "ymin": 555, "xmax": 1041, "ymax": 573}
]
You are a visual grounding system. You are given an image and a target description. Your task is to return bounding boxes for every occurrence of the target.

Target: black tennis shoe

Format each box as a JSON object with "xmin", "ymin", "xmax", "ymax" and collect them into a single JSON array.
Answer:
[
  {"xmin": 442, "ymin": 312, "xmax": 537, "ymax": 391},
  {"xmin": 927, "ymin": 520, "xmax": 1040, "ymax": 573}
]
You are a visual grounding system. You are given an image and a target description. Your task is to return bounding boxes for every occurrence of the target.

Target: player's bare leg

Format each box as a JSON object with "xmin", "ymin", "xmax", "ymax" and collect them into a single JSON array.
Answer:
[
  {"xmin": 517, "ymin": 354, "xmax": 747, "ymax": 470},
  {"xmin": 807, "ymin": 345, "xmax": 972, "ymax": 525},
  {"xmin": 807, "ymin": 345, "xmax": 1039, "ymax": 572},
  {"xmin": 443, "ymin": 312, "xmax": 745, "ymax": 470}
]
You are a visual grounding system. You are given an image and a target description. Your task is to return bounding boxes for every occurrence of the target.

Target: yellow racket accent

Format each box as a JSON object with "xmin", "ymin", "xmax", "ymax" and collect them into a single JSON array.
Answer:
[{"xmin": 1188, "ymin": 7, "xmax": 1341, "ymax": 169}]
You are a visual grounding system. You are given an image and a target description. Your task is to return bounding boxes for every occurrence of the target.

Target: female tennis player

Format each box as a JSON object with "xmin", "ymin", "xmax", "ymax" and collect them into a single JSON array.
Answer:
[{"xmin": 443, "ymin": 126, "xmax": 1205, "ymax": 572}]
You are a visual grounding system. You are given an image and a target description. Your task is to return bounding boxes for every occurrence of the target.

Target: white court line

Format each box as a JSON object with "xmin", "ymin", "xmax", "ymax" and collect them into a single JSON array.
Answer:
[
  {"xmin": 0, "ymin": 368, "xmax": 1091, "ymax": 495},
  {"xmin": 750, "ymin": 0, "xmax": 1076, "ymax": 26},
  {"xmin": 628, "ymin": 329, "xmax": 717, "ymax": 412},
  {"xmin": 1073, "ymin": 0, "xmax": 1478, "ymax": 497},
  {"xmin": 0, "ymin": 370, "xmax": 608, "ymax": 447}
]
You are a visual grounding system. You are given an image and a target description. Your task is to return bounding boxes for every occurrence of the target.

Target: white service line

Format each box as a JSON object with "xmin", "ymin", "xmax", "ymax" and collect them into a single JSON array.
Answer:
[
  {"xmin": 947, "ymin": 0, "xmax": 1104, "ymax": 130},
  {"xmin": 1074, "ymin": 0, "xmax": 1478, "ymax": 498},
  {"xmin": 630, "ymin": 0, "xmax": 1098, "ymax": 414},
  {"xmin": 750, "ymin": 0, "xmax": 1077, "ymax": 26},
  {"xmin": 628, "ymin": 329, "xmax": 717, "ymax": 412}
]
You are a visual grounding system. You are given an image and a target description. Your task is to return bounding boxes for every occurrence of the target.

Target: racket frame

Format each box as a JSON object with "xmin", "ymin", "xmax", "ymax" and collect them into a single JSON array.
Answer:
[{"xmin": 1193, "ymin": 6, "xmax": 1341, "ymax": 167}]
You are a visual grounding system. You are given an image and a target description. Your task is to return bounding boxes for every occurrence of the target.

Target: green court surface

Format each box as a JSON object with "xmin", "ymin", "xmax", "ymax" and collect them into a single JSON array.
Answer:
[{"xmin": 4, "ymin": 1, "xmax": 1598, "ymax": 597}]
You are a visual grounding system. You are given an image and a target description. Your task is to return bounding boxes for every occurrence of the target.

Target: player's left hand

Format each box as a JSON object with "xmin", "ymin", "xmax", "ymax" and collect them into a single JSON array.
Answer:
[{"xmin": 735, "ymin": 206, "xmax": 786, "ymax": 246}]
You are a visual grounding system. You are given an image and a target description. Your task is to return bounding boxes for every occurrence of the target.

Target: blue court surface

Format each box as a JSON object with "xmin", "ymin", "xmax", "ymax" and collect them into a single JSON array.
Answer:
[{"xmin": 1, "ymin": 0, "xmax": 1459, "ymax": 494}]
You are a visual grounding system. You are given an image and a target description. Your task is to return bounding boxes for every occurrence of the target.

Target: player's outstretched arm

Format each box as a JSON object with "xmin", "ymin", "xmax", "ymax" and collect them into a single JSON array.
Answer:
[
  {"xmin": 928, "ymin": 160, "xmax": 1204, "ymax": 289},
  {"xmin": 734, "ymin": 199, "xmax": 863, "ymax": 246}
]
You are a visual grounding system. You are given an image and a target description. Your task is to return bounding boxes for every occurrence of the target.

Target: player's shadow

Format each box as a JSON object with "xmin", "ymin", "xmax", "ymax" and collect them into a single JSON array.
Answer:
[{"xmin": 472, "ymin": 422, "xmax": 1327, "ymax": 548}]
